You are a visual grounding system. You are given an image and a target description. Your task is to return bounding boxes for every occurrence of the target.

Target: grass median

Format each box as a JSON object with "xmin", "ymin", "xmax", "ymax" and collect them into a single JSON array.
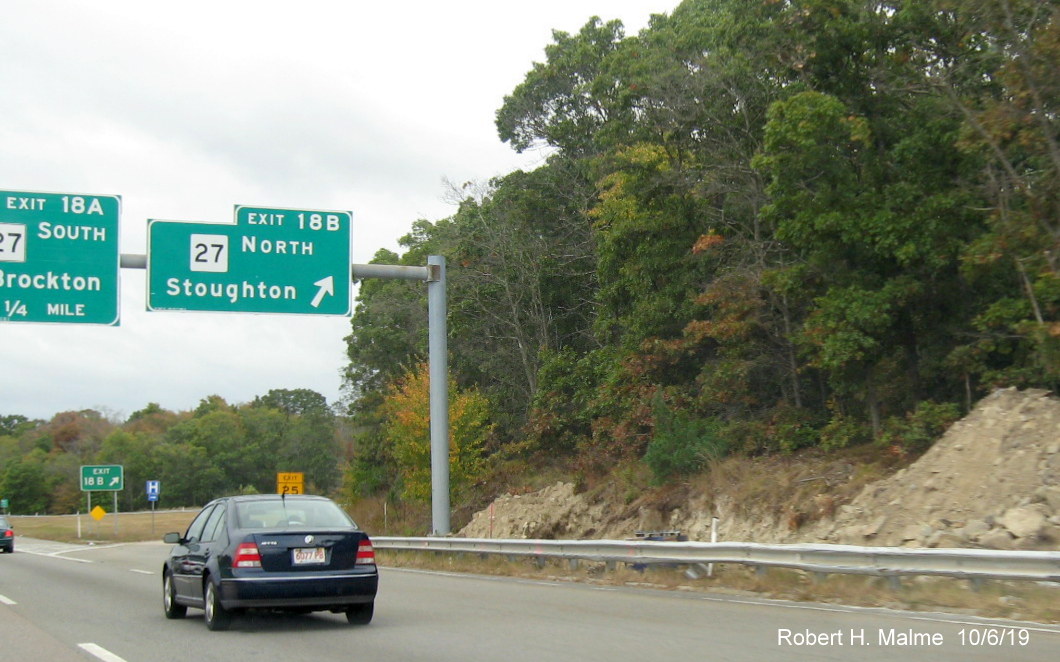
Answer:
[{"xmin": 10, "ymin": 509, "xmax": 198, "ymax": 544}]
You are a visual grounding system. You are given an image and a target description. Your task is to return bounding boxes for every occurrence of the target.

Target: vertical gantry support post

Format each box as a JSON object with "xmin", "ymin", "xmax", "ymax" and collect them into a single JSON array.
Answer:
[{"xmin": 427, "ymin": 255, "xmax": 451, "ymax": 536}]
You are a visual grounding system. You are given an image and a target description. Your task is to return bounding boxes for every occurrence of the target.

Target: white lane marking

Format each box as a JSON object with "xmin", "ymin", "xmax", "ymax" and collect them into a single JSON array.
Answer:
[
  {"xmin": 18, "ymin": 541, "xmax": 126, "ymax": 563},
  {"xmin": 19, "ymin": 549, "xmax": 93, "ymax": 563},
  {"xmin": 78, "ymin": 644, "xmax": 128, "ymax": 662},
  {"xmin": 129, "ymin": 569, "xmax": 154, "ymax": 575},
  {"xmin": 0, "ymin": 594, "xmax": 16, "ymax": 605}
]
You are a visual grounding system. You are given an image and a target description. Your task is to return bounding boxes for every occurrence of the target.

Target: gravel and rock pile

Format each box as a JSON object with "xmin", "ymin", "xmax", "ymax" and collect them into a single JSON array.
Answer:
[
  {"xmin": 460, "ymin": 388, "xmax": 1060, "ymax": 550},
  {"xmin": 825, "ymin": 388, "xmax": 1060, "ymax": 549}
]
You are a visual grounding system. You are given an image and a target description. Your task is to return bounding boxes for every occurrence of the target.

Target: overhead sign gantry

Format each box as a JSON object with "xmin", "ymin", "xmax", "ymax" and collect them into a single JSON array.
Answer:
[{"xmin": 2, "ymin": 190, "xmax": 453, "ymax": 535}]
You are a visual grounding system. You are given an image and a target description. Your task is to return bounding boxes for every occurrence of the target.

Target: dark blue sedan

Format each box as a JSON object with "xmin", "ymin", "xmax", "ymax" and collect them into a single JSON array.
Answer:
[{"xmin": 162, "ymin": 494, "xmax": 378, "ymax": 630}]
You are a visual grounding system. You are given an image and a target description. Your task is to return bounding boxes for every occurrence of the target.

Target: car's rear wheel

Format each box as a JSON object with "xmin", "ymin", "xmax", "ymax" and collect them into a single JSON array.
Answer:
[
  {"xmin": 346, "ymin": 601, "xmax": 374, "ymax": 625},
  {"xmin": 163, "ymin": 569, "xmax": 187, "ymax": 619},
  {"xmin": 203, "ymin": 580, "xmax": 232, "ymax": 631}
]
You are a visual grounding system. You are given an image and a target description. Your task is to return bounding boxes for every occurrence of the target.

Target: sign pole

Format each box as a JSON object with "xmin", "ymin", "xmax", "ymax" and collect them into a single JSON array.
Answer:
[{"xmin": 428, "ymin": 255, "xmax": 450, "ymax": 536}]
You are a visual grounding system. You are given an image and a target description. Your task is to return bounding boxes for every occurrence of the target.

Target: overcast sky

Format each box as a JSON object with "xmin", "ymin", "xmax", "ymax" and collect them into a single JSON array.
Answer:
[{"xmin": 0, "ymin": 0, "xmax": 679, "ymax": 421}]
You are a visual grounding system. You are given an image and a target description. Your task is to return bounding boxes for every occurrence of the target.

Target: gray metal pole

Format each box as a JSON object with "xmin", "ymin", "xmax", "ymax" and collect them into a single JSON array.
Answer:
[
  {"xmin": 427, "ymin": 255, "xmax": 450, "ymax": 535},
  {"xmin": 351, "ymin": 263, "xmax": 430, "ymax": 281}
]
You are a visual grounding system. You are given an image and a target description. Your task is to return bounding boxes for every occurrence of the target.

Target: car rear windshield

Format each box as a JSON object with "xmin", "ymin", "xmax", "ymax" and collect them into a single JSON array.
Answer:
[{"xmin": 233, "ymin": 499, "xmax": 357, "ymax": 530}]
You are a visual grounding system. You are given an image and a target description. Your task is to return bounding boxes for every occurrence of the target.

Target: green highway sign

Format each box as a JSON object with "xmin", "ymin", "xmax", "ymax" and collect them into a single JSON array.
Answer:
[
  {"xmin": 81, "ymin": 464, "xmax": 124, "ymax": 491},
  {"xmin": 147, "ymin": 205, "xmax": 352, "ymax": 315},
  {"xmin": 0, "ymin": 189, "xmax": 121, "ymax": 325}
]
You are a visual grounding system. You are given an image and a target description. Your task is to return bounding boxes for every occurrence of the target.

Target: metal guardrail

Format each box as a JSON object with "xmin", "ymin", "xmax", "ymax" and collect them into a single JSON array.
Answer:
[{"xmin": 373, "ymin": 537, "xmax": 1060, "ymax": 583}]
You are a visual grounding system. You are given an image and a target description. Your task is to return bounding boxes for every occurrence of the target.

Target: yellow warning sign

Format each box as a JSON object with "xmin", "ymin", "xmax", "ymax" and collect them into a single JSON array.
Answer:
[{"xmin": 91, "ymin": 505, "xmax": 107, "ymax": 521}]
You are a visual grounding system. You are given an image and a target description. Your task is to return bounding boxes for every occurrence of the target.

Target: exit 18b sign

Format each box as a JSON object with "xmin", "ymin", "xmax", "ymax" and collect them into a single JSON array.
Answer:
[{"xmin": 148, "ymin": 205, "xmax": 351, "ymax": 316}]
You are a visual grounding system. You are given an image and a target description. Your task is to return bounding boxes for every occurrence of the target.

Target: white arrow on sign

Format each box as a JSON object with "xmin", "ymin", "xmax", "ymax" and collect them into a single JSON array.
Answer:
[{"xmin": 311, "ymin": 276, "xmax": 334, "ymax": 308}]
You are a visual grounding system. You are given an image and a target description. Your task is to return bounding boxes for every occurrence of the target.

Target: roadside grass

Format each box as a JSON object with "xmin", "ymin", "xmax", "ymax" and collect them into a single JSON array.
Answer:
[{"xmin": 10, "ymin": 509, "xmax": 198, "ymax": 544}]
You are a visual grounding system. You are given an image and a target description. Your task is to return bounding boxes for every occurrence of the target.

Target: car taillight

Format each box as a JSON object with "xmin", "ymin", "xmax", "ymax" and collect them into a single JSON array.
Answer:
[
  {"xmin": 233, "ymin": 542, "xmax": 261, "ymax": 568},
  {"xmin": 356, "ymin": 539, "xmax": 375, "ymax": 566},
  {"xmin": 3, "ymin": 530, "xmax": 11, "ymax": 538}
]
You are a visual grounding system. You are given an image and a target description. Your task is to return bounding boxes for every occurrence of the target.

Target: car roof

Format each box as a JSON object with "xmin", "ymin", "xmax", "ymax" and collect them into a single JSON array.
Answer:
[{"xmin": 210, "ymin": 494, "xmax": 334, "ymax": 505}]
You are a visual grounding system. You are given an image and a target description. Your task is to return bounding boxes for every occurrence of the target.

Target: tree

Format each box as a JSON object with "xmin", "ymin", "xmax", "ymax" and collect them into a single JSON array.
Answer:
[
  {"xmin": 1, "ymin": 451, "xmax": 50, "ymax": 514},
  {"xmin": 0, "ymin": 414, "xmax": 38, "ymax": 437},
  {"xmin": 252, "ymin": 388, "xmax": 331, "ymax": 417},
  {"xmin": 496, "ymin": 17, "xmax": 630, "ymax": 158},
  {"xmin": 98, "ymin": 429, "xmax": 164, "ymax": 511},
  {"xmin": 445, "ymin": 160, "xmax": 598, "ymax": 435},
  {"xmin": 379, "ymin": 363, "xmax": 491, "ymax": 504},
  {"xmin": 249, "ymin": 389, "xmax": 340, "ymax": 493},
  {"xmin": 915, "ymin": 0, "xmax": 1060, "ymax": 387}
]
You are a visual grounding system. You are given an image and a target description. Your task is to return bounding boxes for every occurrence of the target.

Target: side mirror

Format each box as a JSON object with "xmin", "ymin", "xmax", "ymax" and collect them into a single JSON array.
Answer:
[{"xmin": 163, "ymin": 532, "xmax": 183, "ymax": 544}]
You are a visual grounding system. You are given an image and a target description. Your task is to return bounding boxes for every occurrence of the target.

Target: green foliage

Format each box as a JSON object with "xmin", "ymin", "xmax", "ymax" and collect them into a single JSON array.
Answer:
[
  {"xmin": 879, "ymin": 400, "xmax": 962, "ymax": 455},
  {"xmin": 645, "ymin": 393, "xmax": 727, "ymax": 483},
  {"xmin": 252, "ymin": 388, "xmax": 331, "ymax": 416},
  {"xmin": 496, "ymin": 17, "xmax": 628, "ymax": 156},
  {"xmin": 0, "ymin": 414, "xmax": 38, "ymax": 437},
  {"xmin": 0, "ymin": 388, "xmax": 345, "ymax": 514},
  {"xmin": 528, "ymin": 347, "xmax": 611, "ymax": 455},
  {"xmin": 0, "ymin": 450, "xmax": 50, "ymax": 514},
  {"xmin": 344, "ymin": 428, "xmax": 395, "ymax": 500},
  {"xmin": 336, "ymin": 0, "xmax": 1060, "ymax": 490},
  {"xmin": 819, "ymin": 411, "xmax": 871, "ymax": 452}
]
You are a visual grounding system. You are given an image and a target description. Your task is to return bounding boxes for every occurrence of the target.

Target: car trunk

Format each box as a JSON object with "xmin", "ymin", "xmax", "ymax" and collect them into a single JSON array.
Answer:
[{"xmin": 248, "ymin": 530, "xmax": 369, "ymax": 572}]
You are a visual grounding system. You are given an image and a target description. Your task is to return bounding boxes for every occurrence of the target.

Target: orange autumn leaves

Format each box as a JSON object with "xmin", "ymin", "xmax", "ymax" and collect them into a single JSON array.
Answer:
[{"xmin": 379, "ymin": 363, "xmax": 492, "ymax": 503}]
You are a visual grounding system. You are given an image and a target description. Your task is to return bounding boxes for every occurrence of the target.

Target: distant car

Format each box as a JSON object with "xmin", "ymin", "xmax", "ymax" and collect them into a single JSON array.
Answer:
[
  {"xmin": 0, "ymin": 516, "xmax": 12, "ymax": 553},
  {"xmin": 162, "ymin": 494, "xmax": 378, "ymax": 630}
]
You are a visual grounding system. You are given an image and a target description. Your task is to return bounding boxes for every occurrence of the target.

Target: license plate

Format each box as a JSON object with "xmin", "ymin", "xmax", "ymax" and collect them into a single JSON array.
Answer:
[{"xmin": 292, "ymin": 547, "xmax": 326, "ymax": 565}]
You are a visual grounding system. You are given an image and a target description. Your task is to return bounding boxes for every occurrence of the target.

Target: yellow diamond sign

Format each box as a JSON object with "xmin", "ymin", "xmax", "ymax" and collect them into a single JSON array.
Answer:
[{"xmin": 91, "ymin": 505, "xmax": 107, "ymax": 521}]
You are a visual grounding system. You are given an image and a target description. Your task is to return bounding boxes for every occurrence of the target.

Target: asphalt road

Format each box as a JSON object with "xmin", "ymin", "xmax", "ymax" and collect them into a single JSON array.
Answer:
[{"xmin": 2, "ymin": 537, "xmax": 1059, "ymax": 662}]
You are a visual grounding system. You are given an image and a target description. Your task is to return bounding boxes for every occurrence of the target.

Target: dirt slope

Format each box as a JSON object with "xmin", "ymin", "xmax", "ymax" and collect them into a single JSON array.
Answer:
[{"xmin": 460, "ymin": 388, "xmax": 1060, "ymax": 549}]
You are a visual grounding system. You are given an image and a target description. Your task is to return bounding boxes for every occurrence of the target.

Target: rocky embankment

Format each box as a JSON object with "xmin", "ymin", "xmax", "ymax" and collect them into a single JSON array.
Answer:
[{"xmin": 460, "ymin": 388, "xmax": 1060, "ymax": 550}]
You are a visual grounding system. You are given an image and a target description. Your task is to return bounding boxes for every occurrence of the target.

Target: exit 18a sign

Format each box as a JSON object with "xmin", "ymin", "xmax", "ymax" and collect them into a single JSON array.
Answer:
[
  {"xmin": 147, "ymin": 205, "xmax": 351, "ymax": 315},
  {"xmin": 0, "ymin": 189, "xmax": 120, "ymax": 325}
]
